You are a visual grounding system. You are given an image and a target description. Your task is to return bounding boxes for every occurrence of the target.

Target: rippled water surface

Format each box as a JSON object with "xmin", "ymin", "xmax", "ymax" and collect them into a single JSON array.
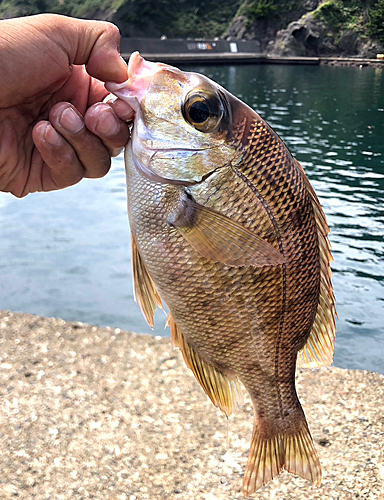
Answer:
[{"xmin": 1, "ymin": 64, "xmax": 383, "ymax": 373}]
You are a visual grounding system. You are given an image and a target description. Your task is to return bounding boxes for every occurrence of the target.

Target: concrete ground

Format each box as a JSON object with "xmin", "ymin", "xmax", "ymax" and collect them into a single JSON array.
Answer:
[{"xmin": 0, "ymin": 310, "xmax": 383, "ymax": 499}]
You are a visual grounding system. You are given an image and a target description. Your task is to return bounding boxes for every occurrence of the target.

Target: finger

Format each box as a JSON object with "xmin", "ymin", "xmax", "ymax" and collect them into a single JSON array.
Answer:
[
  {"xmin": 32, "ymin": 121, "xmax": 85, "ymax": 190},
  {"xmin": 103, "ymin": 94, "xmax": 135, "ymax": 122},
  {"xmin": 34, "ymin": 14, "xmax": 128, "ymax": 82},
  {"xmin": 84, "ymin": 102, "xmax": 130, "ymax": 156},
  {"xmin": 48, "ymin": 102, "xmax": 112, "ymax": 179}
]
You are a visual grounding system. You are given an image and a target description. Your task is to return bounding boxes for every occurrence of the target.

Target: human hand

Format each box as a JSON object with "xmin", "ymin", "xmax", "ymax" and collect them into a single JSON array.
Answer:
[{"xmin": 0, "ymin": 14, "xmax": 134, "ymax": 197}]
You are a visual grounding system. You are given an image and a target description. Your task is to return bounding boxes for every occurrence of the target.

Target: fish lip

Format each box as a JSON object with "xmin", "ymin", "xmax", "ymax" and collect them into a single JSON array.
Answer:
[
  {"xmin": 106, "ymin": 52, "xmax": 163, "ymax": 108},
  {"xmin": 127, "ymin": 51, "xmax": 161, "ymax": 80}
]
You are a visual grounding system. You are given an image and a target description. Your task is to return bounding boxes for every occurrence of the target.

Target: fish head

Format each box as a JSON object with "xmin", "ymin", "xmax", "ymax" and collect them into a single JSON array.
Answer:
[{"xmin": 106, "ymin": 52, "xmax": 248, "ymax": 185}]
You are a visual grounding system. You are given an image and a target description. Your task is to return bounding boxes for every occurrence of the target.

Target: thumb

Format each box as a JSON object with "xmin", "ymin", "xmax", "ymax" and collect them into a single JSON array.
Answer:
[{"xmin": 39, "ymin": 14, "xmax": 128, "ymax": 83}]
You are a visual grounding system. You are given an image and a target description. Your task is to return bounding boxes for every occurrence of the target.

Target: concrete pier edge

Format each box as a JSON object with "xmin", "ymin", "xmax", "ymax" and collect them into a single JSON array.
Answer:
[
  {"xmin": 121, "ymin": 52, "xmax": 384, "ymax": 67},
  {"xmin": 0, "ymin": 310, "xmax": 383, "ymax": 499}
]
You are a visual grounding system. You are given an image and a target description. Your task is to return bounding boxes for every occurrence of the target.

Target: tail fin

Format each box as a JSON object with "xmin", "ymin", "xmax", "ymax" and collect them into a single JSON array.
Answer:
[{"xmin": 242, "ymin": 415, "xmax": 321, "ymax": 496}]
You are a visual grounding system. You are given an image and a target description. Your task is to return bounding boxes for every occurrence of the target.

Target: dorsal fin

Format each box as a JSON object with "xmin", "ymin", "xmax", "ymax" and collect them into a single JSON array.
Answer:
[
  {"xmin": 167, "ymin": 313, "xmax": 243, "ymax": 416},
  {"xmin": 131, "ymin": 233, "xmax": 163, "ymax": 328},
  {"xmin": 297, "ymin": 162, "xmax": 336, "ymax": 368}
]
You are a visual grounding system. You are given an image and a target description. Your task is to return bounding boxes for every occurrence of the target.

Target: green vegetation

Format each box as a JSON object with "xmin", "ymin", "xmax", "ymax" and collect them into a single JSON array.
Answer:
[
  {"xmin": 312, "ymin": 0, "xmax": 384, "ymax": 44},
  {"xmin": 237, "ymin": 0, "xmax": 300, "ymax": 22},
  {"xmin": 313, "ymin": 0, "xmax": 365, "ymax": 32},
  {"xmin": 1, "ymin": 0, "xmax": 384, "ymax": 44},
  {"xmin": 367, "ymin": 0, "xmax": 384, "ymax": 43},
  {"xmin": 247, "ymin": 0, "xmax": 278, "ymax": 21},
  {"xmin": 119, "ymin": 0, "xmax": 242, "ymax": 38},
  {"xmin": 0, "ymin": 0, "xmax": 124, "ymax": 18},
  {"xmin": 0, "ymin": 0, "xmax": 241, "ymax": 38},
  {"xmin": 235, "ymin": 0, "xmax": 301, "ymax": 31}
]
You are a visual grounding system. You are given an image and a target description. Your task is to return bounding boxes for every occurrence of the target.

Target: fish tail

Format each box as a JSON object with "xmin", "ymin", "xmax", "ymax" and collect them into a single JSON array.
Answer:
[{"xmin": 242, "ymin": 414, "xmax": 321, "ymax": 496}]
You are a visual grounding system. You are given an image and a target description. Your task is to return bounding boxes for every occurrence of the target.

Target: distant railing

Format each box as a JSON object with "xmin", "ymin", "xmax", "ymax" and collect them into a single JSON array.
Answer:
[{"xmin": 120, "ymin": 38, "xmax": 262, "ymax": 56}]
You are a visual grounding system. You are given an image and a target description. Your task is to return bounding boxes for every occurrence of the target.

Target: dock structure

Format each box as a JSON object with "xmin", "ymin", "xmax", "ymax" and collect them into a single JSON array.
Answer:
[
  {"xmin": 120, "ymin": 37, "xmax": 384, "ymax": 66},
  {"xmin": 122, "ymin": 52, "xmax": 321, "ymax": 65}
]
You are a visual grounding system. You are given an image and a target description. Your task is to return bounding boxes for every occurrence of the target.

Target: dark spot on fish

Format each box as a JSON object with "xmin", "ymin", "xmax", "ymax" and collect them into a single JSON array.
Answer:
[
  {"xmin": 167, "ymin": 190, "xmax": 198, "ymax": 229},
  {"xmin": 318, "ymin": 438, "xmax": 330, "ymax": 447},
  {"xmin": 290, "ymin": 208, "xmax": 303, "ymax": 227}
]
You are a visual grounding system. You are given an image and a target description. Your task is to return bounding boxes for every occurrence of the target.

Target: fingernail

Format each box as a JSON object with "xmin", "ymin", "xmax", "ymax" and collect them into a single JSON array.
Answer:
[
  {"xmin": 43, "ymin": 123, "xmax": 62, "ymax": 147},
  {"xmin": 95, "ymin": 109, "xmax": 121, "ymax": 136},
  {"xmin": 59, "ymin": 107, "xmax": 84, "ymax": 134},
  {"xmin": 112, "ymin": 99, "xmax": 135, "ymax": 121},
  {"xmin": 103, "ymin": 94, "xmax": 118, "ymax": 105}
]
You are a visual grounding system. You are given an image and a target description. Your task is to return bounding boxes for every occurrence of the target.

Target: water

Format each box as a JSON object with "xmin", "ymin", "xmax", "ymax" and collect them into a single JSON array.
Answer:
[{"xmin": 1, "ymin": 64, "xmax": 383, "ymax": 373}]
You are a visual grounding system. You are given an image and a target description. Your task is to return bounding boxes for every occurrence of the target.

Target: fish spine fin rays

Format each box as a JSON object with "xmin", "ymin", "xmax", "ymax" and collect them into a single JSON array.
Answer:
[
  {"xmin": 167, "ymin": 313, "xmax": 243, "ymax": 416},
  {"xmin": 131, "ymin": 233, "xmax": 163, "ymax": 328},
  {"xmin": 243, "ymin": 416, "xmax": 321, "ymax": 496},
  {"xmin": 297, "ymin": 161, "xmax": 337, "ymax": 369},
  {"xmin": 172, "ymin": 195, "xmax": 285, "ymax": 268}
]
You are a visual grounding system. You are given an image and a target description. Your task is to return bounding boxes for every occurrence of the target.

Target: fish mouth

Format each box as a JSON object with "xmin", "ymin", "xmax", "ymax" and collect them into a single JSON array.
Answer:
[
  {"xmin": 106, "ymin": 52, "xmax": 163, "ymax": 110},
  {"xmin": 132, "ymin": 152, "xmax": 222, "ymax": 187}
]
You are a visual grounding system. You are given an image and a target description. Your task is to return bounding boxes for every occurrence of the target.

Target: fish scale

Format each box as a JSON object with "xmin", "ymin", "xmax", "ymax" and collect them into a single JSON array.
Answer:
[{"xmin": 108, "ymin": 52, "xmax": 336, "ymax": 497}]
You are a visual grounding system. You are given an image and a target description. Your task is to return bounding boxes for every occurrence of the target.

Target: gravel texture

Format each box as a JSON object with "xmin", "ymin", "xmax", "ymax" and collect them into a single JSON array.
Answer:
[{"xmin": 0, "ymin": 310, "xmax": 383, "ymax": 499}]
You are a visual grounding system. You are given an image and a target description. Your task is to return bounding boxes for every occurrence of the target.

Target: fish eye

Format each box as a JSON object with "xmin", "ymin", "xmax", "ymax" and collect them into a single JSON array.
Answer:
[
  {"xmin": 189, "ymin": 101, "xmax": 210, "ymax": 124},
  {"xmin": 182, "ymin": 91, "xmax": 224, "ymax": 133}
]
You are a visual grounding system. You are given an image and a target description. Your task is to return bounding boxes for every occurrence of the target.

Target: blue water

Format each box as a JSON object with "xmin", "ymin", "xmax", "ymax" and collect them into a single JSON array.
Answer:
[{"xmin": 1, "ymin": 64, "xmax": 383, "ymax": 373}]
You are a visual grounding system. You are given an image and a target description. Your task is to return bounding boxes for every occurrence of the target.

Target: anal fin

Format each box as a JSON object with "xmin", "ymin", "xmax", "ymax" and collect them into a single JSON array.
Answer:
[
  {"xmin": 167, "ymin": 313, "xmax": 243, "ymax": 416},
  {"xmin": 131, "ymin": 233, "xmax": 163, "ymax": 328}
]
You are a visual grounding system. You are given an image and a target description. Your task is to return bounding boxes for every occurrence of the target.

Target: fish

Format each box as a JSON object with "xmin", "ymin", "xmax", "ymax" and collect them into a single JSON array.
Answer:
[{"xmin": 106, "ymin": 52, "xmax": 336, "ymax": 496}]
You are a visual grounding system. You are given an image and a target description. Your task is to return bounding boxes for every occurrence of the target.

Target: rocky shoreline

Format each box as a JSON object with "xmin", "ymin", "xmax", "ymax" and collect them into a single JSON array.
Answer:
[
  {"xmin": 319, "ymin": 57, "xmax": 384, "ymax": 67},
  {"xmin": 0, "ymin": 310, "xmax": 383, "ymax": 499}
]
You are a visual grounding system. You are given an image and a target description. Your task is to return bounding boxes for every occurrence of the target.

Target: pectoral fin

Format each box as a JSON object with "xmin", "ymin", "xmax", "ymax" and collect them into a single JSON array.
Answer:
[
  {"xmin": 131, "ymin": 233, "xmax": 163, "ymax": 328},
  {"xmin": 168, "ymin": 193, "xmax": 285, "ymax": 268}
]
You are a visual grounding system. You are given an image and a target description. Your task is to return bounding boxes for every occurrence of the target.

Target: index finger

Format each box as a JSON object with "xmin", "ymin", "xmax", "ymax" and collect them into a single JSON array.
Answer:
[{"xmin": 26, "ymin": 14, "xmax": 128, "ymax": 83}]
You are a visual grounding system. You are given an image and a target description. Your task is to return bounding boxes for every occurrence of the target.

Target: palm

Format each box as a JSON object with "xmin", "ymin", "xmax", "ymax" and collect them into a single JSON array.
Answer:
[
  {"xmin": 0, "ymin": 14, "xmax": 130, "ymax": 197},
  {"xmin": 3, "ymin": 65, "xmax": 106, "ymax": 195}
]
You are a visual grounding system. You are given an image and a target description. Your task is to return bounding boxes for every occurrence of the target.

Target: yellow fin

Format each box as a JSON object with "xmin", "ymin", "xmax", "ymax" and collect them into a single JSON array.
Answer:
[
  {"xmin": 297, "ymin": 161, "xmax": 337, "ymax": 369},
  {"xmin": 131, "ymin": 233, "xmax": 163, "ymax": 328},
  {"xmin": 298, "ymin": 284, "xmax": 337, "ymax": 368},
  {"xmin": 175, "ymin": 200, "xmax": 285, "ymax": 268},
  {"xmin": 167, "ymin": 313, "xmax": 243, "ymax": 416},
  {"xmin": 243, "ymin": 418, "xmax": 321, "ymax": 496}
]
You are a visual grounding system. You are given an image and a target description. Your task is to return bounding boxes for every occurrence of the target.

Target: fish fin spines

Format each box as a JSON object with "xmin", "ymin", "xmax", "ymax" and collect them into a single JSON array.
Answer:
[
  {"xmin": 174, "ymin": 199, "xmax": 285, "ymax": 268},
  {"xmin": 297, "ymin": 162, "xmax": 336, "ymax": 369},
  {"xmin": 131, "ymin": 233, "xmax": 163, "ymax": 328},
  {"xmin": 298, "ymin": 284, "xmax": 337, "ymax": 368},
  {"xmin": 167, "ymin": 313, "xmax": 243, "ymax": 416},
  {"xmin": 243, "ymin": 418, "xmax": 321, "ymax": 496},
  {"xmin": 284, "ymin": 424, "xmax": 322, "ymax": 487},
  {"xmin": 243, "ymin": 429, "xmax": 284, "ymax": 495}
]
